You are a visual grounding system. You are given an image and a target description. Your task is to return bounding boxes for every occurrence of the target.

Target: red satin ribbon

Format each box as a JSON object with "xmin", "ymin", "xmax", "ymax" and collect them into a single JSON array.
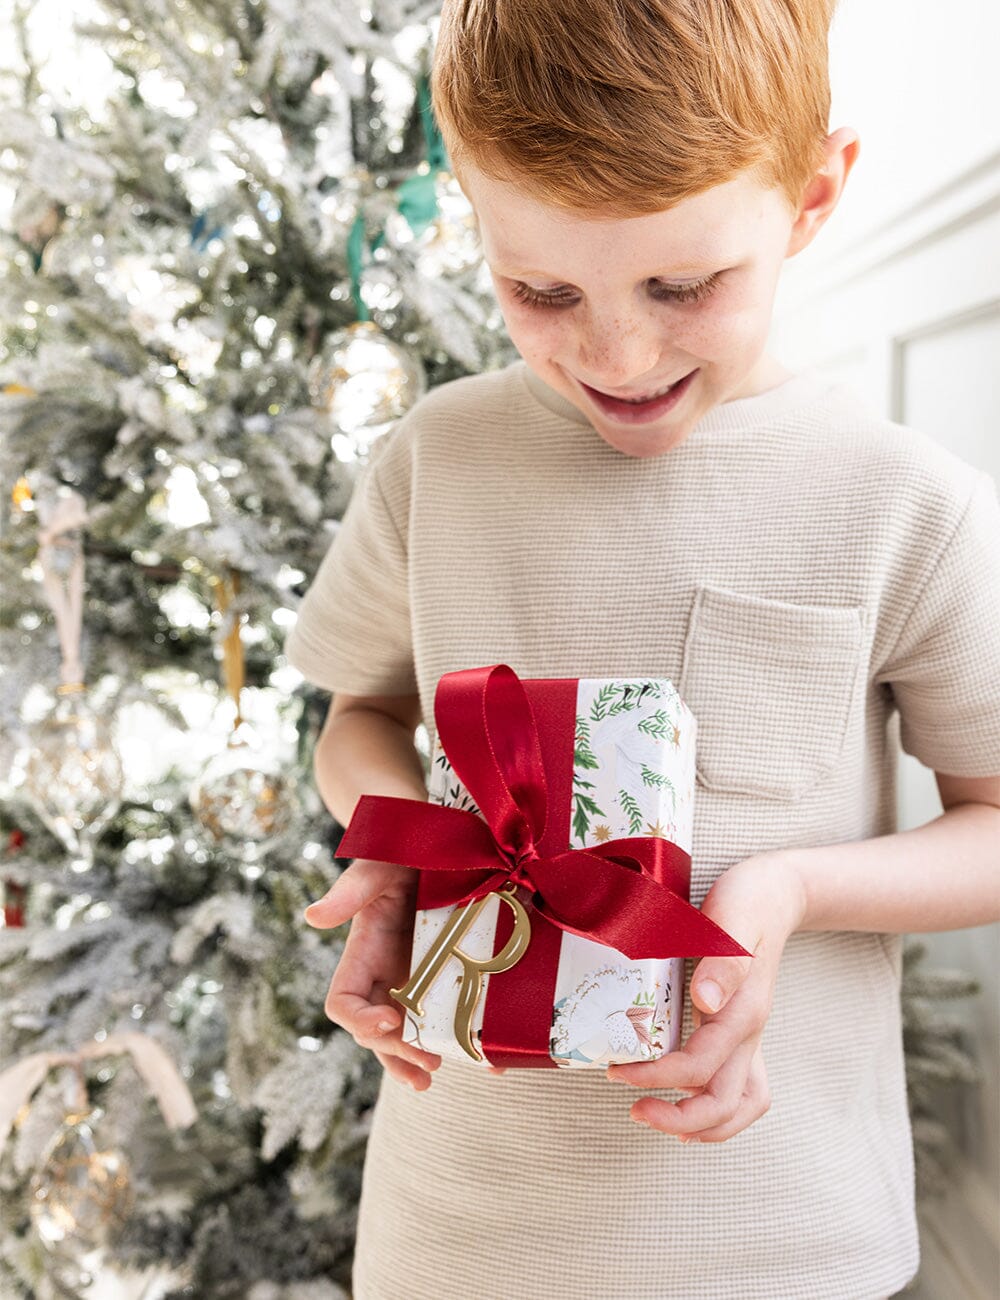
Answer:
[{"xmin": 337, "ymin": 664, "xmax": 748, "ymax": 1067}]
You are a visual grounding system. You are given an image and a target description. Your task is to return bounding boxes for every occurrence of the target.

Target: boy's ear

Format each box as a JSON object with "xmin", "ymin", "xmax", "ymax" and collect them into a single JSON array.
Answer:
[{"xmin": 786, "ymin": 127, "xmax": 861, "ymax": 258}]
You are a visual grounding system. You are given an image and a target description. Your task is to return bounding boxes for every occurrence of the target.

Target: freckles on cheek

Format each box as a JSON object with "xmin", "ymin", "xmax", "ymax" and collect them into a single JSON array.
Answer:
[
  {"xmin": 503, "ymin": 313, "xmax": 562, "ymax": 360},
  {"xmin": 685, "ymin": 303, "xmax": 763, "ymax": 359}
]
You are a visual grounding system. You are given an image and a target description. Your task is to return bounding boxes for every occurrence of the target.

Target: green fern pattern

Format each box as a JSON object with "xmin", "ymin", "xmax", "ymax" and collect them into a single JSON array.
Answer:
[
  {"xmin": 572, "ymin": 780, "xmax": 606, "ymax": 846},
  {"xmin": 446, "ymin": 784, "xmax": 481, "ymax": 817},
  {"xmin": 574, "ymin": 714, "xmax": 599, "ymax": 771},
  {"xmin": 434, "ymin": 679, "xmax": 684, "ymax": 848},
  {"xmin": 637, "ymin": 709, "xmax": 670, "ymax": 739},
  {"xmin": 589, "ymin": 680, "xmax": 666, "ymax": 721},
  {"xmin": 640, "ymin": 765, "xmax": 677, "ymax": 812},
  {"xmin": 618, "ymin": 789, "xmax": 644, "ymax": 835}
]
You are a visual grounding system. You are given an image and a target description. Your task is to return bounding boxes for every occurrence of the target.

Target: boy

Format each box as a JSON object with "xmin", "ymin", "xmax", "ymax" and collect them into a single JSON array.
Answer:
[{"xmin": 290, "ymin": 2, "xmax": 1000, "ymax": 1295}]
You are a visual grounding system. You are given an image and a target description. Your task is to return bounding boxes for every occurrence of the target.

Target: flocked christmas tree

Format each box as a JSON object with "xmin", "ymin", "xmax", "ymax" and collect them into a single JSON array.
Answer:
[
  {"xmin": 0, "ymin": 3, "xmax": 516, "ymax": 1296},
  {"xmin": 0, "ymin": 3, "xmax": 982, "ymax": 1298}
]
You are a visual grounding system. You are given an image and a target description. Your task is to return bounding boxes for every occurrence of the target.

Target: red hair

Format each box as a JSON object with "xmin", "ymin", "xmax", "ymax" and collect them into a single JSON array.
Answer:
[{"xmin": 431, "ymin": 0, "xmax": 838, "ymax": 217}]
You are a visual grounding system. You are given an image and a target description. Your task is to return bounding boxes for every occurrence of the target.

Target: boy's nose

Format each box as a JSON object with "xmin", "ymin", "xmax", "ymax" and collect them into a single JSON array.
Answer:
[{"xmin": 574, "ymin": 319, "xmax": 664, "ymax": 393}]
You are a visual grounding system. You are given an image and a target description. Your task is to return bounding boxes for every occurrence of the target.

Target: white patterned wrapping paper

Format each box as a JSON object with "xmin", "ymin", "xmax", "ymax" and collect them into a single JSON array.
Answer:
[{"xmin": 400, "ymin": 677, "xmax": 696, "ymax": 1068}]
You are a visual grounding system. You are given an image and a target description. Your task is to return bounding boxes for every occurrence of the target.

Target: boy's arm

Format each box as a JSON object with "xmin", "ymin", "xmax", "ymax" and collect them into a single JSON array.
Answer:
[
  {"xmin": 311, "ymin": 691, "xmax": 426, "ymax": 823},
  {"xmin": 608, "ymin": 772, "xmax": 1000, "ymax": 1140},
  {"xmin": 305, "ymin": 692, "xmax": 443, "ymax": 1089},
  {"xmin": 787, "ymin": 770, "xmax": 1000, "ymax": 933}
]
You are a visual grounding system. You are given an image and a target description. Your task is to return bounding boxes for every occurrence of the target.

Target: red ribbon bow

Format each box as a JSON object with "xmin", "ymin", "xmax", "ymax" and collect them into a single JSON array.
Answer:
[
  {"xmin": 337, "ymin": 664, "xmax": 748, "ymax": 1066},
  {"xmin": 338, "ymin": 670, "xmax": 743, "ymax": 1066}
]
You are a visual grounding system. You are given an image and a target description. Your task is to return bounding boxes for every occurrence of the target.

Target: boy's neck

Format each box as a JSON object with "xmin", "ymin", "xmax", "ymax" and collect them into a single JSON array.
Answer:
[{"xmin": 730, "ymin": 353, "xmax": 795, "ymax": 400}]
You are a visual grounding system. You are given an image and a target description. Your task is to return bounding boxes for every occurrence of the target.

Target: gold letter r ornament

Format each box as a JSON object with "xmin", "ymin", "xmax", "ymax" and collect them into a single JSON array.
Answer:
[{"xmin": 390, "ymin": 885, "xmax": 532, "ymax": 1062}]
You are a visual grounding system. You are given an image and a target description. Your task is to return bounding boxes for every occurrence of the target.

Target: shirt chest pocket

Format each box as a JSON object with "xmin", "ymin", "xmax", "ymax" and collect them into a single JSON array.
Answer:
[{"xmin": 678, "ymin": 585, "xmax": 866, "ymax": 801}]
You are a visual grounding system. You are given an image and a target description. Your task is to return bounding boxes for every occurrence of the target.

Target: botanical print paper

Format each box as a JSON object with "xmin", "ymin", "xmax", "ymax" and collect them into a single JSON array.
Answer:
[{"xmin": 400, "ymin": 677, "xmax": 696, "ymax": 1067}]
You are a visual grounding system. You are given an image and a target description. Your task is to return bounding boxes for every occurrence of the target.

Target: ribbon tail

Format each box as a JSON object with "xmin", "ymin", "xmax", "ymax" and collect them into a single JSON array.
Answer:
[
  {"xmin": 338, "ymin": 795, "xmax": 507, "ymax": 875},
  {"xmin": 533, "ymin": 851, "xmax": 750, "ymax": 959},
  {"xmin": 0, "ymin": 1053, "xmax": 57, "ymax": 1155},
  {"xmin": 81, "ymin": 1034, "xmax": 197, "ymax": 1130},
  {"xmin": 587, "ymin": 835, "xmax": 692, "ymax": 896}
]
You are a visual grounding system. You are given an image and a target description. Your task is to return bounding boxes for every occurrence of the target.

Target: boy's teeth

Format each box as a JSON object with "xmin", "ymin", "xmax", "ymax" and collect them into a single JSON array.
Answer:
[{"xmin": 618, "ymin": 382, "xmax": 676, "ymax": 403}]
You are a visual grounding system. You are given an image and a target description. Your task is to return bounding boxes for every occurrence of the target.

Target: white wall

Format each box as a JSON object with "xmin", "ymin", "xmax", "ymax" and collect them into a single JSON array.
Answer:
[
  {"xmin": 769, "ymin": 5, "xmax": 999, "ymax": 1296},
  {"xmin": 817, "ymin": 0, "xmax": 999, "ymax": 263}
]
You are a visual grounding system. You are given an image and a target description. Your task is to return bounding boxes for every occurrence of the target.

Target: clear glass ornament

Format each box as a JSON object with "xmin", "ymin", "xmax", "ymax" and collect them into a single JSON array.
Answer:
[
  {"xmin": 358, "ymin": 264, "xmax": 403, "ymax": 314},
  {"xmin": 316, "ymin": 166, "xmax": 371, "ymax": 257},
  {"xmin": 384, "ymin": 170, "xmax": 482, "ymax": 277},
  {"xmin": 29, "ymin": 1110, "xmax": 133, "ymax": 1255},
  {"xmin": 307, "ymin": 320, "xmax": 426, "ymax": 461},
  {"xmin": 18, "ymin": 689, "xmax": 124, "ymax": 870},
  {"xmin": 416, "ymin": 171, "xmax": 482, "ymax": 278},
  {"xmin": 189, "ymin": 723, "xmax": 298, "ymax": 864}
]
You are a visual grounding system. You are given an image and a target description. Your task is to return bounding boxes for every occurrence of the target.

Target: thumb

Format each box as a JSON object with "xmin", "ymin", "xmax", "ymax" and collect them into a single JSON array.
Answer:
[
  {"xmin": 689, "ymin": 863, "xmax": 771, "ymax": 1014},
  {"xmin": 303, "ymin": 858, "xmax": 402, "ymax": 928},
  {"xmin": 689, "ymin": 951, "xmax": 755, "ymax": 1016}
]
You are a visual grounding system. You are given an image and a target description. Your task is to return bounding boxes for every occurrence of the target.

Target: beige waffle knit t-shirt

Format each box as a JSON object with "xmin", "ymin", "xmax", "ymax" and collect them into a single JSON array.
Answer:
[{"xmin": 285, "ymin": 360, "xmax": 1000, "ymax": 1300}]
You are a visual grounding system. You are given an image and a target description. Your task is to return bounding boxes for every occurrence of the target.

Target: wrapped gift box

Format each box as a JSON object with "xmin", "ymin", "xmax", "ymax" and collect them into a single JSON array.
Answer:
[{"xmin": 400, "ymin": 674, "xmax": 697, "ymax": 1069}]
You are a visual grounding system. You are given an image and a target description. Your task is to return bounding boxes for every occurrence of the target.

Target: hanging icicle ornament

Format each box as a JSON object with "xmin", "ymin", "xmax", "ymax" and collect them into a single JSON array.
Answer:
[
  {"xmin": 189, "ymin": 570, "xmax": 298, "ymax": 869},
  {"xmin": 16, "ymin": 490, "xmax": 123, "ymax": 871},
  {"xmin": 308, "ymin": 95, "xmax": 433, "ymax": 464},
  {"xmin": 307, "ymin": 319, "xmax": 425, "ymax": 462},
  {"xmin": 384, "ymin": 80, "xmax": 481, "ymax": 277}
]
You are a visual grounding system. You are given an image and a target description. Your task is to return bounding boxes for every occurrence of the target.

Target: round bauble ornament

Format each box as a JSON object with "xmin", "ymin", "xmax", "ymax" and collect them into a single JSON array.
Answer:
[
  {"xmin": 384, "ymin": 170, "xmax": 481, "ymax": 278},
  {"xmin": 307, "ymin": 320, "xmax": 425, "ymax": 460},
  {"xmin": 29, "ymin": 1110, "xmax": 133, "ymax": 1255},
  {"xmin": 416, "ymin": 171, "xmax": 482, "ymax": 278},
  {"xmin": 189, "ymin": 724, "xmax": 298, "ymax": 864},
  {"xmin": 18, "ymin": 688, "xmax": 124, "ymax": 868}
]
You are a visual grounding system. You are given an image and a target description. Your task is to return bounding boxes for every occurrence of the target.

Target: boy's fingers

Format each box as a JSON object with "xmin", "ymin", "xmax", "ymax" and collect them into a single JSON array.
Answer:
[
  {"xmin": 674, "ymin": 1048, "xmax": 772, "ymax": 1143},
  {"xmin": 356, "ymin": 1004, "xmax": 442, "ymax": 1072},
  {"xmin": 629, "ymin": 1039, "xmax": 757, "ymax": 1135},
  {"xmin": 331, "ymin": 989, "xmax": 441, "ymax": 1073},
  {"xmin": 325, "ymin": 939, "xmax": 441, "ymax": 1072},
  {"xmin": 689, "ymin": 952, "xmax": 754, "ymax": 1015},
  {"xmin": 374, "ymin": 1050, "xmax": 434, "ymax": 1090},
  {"xmin": 305, "ymin": 857, "xmax": 438, "ymax": 1075},
  {"xmin": 609, "ymin": 999, "xmax": 758, "ymax": 1092},
  {"xmin": 361, "ymin": 1023, "xmax": 441, "ymax": 1072},
  {"xmin": 303, "ymin": 859, "xmax": 411, "ymax": 928},
  {"xmin": 324, "ymin": 933, "xmax": 406, "ymax": 1030},
  {"xmin": 325, "ymin": 986, "xmax": 395, "ymax": 1033},
  {"xmin": 323, "ymin": 913, "xmax": 397, "ymax": 1006}
]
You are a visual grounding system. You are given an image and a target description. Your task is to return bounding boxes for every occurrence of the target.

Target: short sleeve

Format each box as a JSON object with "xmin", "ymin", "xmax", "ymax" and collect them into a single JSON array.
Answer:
[
  {"xmin": 875, "ymin": 469, "xmax": 1000, "ymax": 776},
  {"xmin": 283, "ymin": 434, "xmax": 417, "ymax": 696}
]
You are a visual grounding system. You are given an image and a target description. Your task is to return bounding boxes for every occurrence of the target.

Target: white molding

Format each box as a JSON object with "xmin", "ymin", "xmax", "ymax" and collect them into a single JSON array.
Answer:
[
  {"xmin": 779, "ymin": 150, "xmax": 1000, "ymax": 313},
  {"xmin": 891, "ymin": 298, "xmax": 1000, "ymax": 423}
]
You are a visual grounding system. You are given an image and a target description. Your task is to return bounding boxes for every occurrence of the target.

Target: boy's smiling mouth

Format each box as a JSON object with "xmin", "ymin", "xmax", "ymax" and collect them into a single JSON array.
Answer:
[
  {"xmin": 593, "ymin": 377, "xmax": 686, "ymax": 401},
  {"xmin": 579, "ymin": 369, "xmax": 699, "ymax": 423}
]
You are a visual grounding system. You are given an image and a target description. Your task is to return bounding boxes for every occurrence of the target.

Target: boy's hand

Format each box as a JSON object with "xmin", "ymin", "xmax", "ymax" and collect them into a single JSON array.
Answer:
[
  {"xmin": 606, "ymin": 853, "xmax": 806, "ymax": 1142},
  {"xmin": 304, "ymin": 858, "xmax": 442, "ymax": 1089}
]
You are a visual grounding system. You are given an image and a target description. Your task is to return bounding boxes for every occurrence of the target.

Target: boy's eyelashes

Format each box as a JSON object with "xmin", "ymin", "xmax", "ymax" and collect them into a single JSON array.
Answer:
[{"xmin": 507, "ymin": 273, "xmax": 722, "ymax": 310}]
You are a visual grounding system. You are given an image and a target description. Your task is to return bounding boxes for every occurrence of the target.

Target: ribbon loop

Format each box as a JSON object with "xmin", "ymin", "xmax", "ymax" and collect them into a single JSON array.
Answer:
[
  {"xmin": 433, "ymin": 664, "xmax": 548, "ymax": 865},
  {"xmin": 338, "ymin": 665, "xmax": 749, "ymax": 965}
]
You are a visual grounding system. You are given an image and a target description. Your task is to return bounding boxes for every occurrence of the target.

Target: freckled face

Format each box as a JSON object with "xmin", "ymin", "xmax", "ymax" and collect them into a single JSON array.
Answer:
[{"xmin": 460, "ymin": 163, "xmax": 800, "ymax": 458}]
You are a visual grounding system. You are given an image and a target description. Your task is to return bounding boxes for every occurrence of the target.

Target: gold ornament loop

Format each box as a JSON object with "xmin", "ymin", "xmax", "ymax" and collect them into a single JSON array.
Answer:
[{"xmin": 210, "ymin": 568, "xmax": 245, "ymax": 731}]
